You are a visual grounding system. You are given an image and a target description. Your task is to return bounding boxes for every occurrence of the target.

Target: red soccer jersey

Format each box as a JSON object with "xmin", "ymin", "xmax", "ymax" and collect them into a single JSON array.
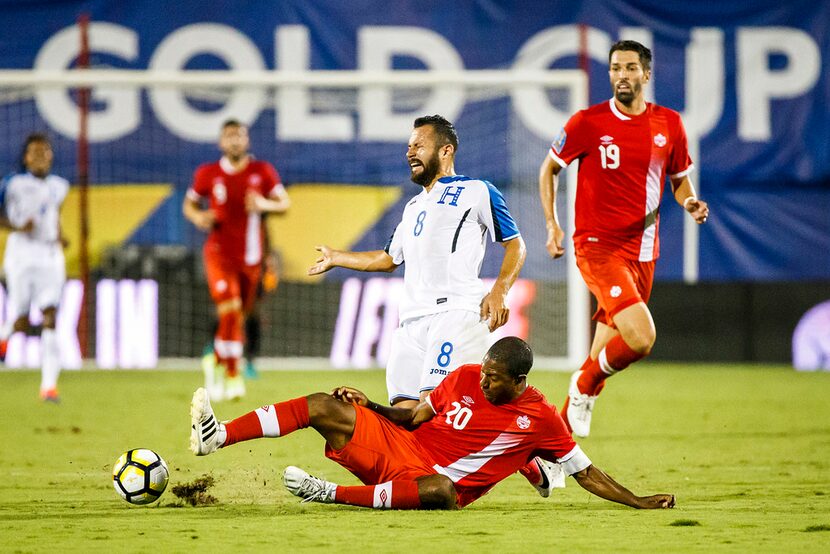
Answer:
[
  {"xmin": 187, "ymin": 157, "xmax": 284, "ymax": 266},
  {"xmin": 550, "ymin": 99, "xmax": 693, "ymax": 261},
  {"xmin": 413, "ymin": 364, "xmax": 587, "ymax": 507}
]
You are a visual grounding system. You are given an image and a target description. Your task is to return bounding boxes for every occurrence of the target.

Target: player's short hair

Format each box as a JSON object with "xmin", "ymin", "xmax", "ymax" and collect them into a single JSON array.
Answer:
[
  {"xmin": 413, "ymin": 114, "xmax": 459, "ymax": 153},
  {"xmin": 20, "ymin": 132, "xmax": 51, "ymax": 169},
  {"xmin": 486, "ymin": 337, "xmax": 533, "ymax": 381},
  {"xmin": 221, "ymin": 118, "xmax": 245, "ymax": 131},
  {"xmin": 609, "ymin": 40, "xmax": 652, "ymax": 71}
]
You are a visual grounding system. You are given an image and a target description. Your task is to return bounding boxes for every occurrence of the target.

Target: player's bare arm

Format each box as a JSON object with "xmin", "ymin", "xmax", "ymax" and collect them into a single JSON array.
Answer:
[
  {"xmin": 245, "ymin": 187, "xmax": 291, "ymax": 215},
  {"xmin": 331, "ymin": 386, "xmax": 435, "ymax": 428},
  {"xmin": 538, "ymin": 154, "xmax": 565, "ymax": 258},
  {"xmin": 671, "ymin": 175, "xmax": 709, "ymax": 224},
  {"xmin": 182, "ymin": 197, "xmax": 216, "ymax": 232},
  {"xmin": 572, "ymin": 464, "xmax": 675, "ymax": 509},
  {"xmin": 480, "ymin": 236, "xmax": 526, "ymax": 332},
  {"xmin": 308, "ymin": 245, "xmax": 397, "ymax": 275}
]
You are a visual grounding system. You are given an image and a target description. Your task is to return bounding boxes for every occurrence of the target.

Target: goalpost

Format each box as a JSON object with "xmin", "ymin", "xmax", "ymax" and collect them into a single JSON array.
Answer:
[{"xmin": 0, "ymin": 66, "xmax": 589, "ymax": 371}]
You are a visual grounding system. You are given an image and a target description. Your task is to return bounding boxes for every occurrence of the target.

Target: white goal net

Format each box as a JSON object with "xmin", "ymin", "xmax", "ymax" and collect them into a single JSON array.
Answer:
[{"xmin": 0, "ymin": 68, "xmax": 589, "ymax": 370}]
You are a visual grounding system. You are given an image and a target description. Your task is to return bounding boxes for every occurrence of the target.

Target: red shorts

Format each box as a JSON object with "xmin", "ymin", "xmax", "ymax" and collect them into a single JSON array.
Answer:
[
  {"xmin": 203, "ymin": 248, "xmax": 261, "ymax": 311},
  {"xmin": 576, "ymin": 244, "xmax": 655, "ymax": 327},
  {"xmin": 325, "ymin": 405, "xmax": 437, "ymax": 484}
]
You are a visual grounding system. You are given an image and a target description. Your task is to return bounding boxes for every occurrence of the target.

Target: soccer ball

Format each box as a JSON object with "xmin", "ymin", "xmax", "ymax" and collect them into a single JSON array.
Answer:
[{"xmin": 112, "ymin": 449, "xmax": 169, "ymax": 505}]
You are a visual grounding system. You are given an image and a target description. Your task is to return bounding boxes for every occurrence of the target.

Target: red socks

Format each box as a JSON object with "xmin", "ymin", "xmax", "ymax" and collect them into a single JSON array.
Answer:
[
  {"xmin": 576, "ymin": 335, "xmax": 646, "ymax": 395},
  {"xmin": 335, "ymin": 480, "xmax": 421, "ymax": 509},
  {"xmin": 215, "ymin": 310, "xmax": 244, "ymax": 377},
  {"xmin": 223, "ymin": 397, "xmax": 310, "ymax": 447}
]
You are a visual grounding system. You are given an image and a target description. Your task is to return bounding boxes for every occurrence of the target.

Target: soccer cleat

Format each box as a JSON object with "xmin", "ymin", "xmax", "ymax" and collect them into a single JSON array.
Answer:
[
  {"xmin": 39, "ymin": 388, "xmax": 60, "ymax": 403},
  {"xmin": 533, "ymin": 458, "xmax": 566, "ymax": 497},
  {"xmin": 566, "ymin": 370, "xmax": 597, "ymax": 438},
  {"xmin": 282, "ymin": 466, "xmax": 337, "ymax": 504},
  {"xmin": 190, "ymin": 387, "xmax": 225, "ymax": 456},
  {"xmin": 224, "ymin": 374, "xmax": 246, "ymax": 401}
]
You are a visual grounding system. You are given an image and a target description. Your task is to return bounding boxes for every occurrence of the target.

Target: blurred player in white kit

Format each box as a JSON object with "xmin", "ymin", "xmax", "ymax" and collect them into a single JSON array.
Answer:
[{"xmin": 0, "ymin": 133, "xmax": 69, "ymax": 403}]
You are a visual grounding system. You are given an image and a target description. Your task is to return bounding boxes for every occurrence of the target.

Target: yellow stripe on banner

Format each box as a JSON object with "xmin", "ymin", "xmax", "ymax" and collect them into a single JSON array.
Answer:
[
  {"xmin": 267, "ymin": 184, "xmax": 402, "ymax": 282},
  {"xmin": 0, "ymin": 184, "xmax": 173, "ymax": 277}
]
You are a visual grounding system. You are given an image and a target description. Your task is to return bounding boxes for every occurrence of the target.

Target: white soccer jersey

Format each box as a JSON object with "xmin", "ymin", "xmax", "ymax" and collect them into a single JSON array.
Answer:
[
  {"xmin": 2, "ymin": 172, "xmax": 69, "ymax": 270},
  {"xmin": 385, "ymin": 175, "xmax": 520, "ymax": 322}
]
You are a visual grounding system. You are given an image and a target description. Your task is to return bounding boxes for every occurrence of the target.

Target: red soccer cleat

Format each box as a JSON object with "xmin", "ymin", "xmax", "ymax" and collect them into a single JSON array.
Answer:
[{"xmin": 40, "ymin": 388, "xmax": 60, "ymax": 403}]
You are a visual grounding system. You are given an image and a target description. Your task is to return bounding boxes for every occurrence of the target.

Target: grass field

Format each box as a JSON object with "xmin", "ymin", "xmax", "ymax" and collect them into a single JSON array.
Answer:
[{"xmin": 1, "ymin": 364, "xmax": 829, "ymax": 553}]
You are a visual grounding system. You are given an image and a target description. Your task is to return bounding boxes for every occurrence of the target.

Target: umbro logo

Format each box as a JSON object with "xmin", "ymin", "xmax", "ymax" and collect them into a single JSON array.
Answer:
[
  {"xmin": 461, "ymin": 395, "xmax": 475, "ymax": 406},
  {"xmin": 600, "ymin": 135, "xmax": 614, "ymax": 144}
]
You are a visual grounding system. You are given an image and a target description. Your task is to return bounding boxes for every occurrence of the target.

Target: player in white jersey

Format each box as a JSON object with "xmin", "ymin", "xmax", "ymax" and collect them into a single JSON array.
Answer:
[
  {"xmin": 0, "ymin": 133, "xmax": 69, "ymax": 402},
  {"xmin": 310, "ymin": 115, "xmax": 526, "ymax": 406},
  {"xmin": 309, "ymin": 116, "xmax": 560, "ymax": 498}
]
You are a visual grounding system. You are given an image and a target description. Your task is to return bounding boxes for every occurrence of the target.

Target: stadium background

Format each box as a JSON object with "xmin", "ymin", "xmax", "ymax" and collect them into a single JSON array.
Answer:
[{"xmin": 0, "ymin": 0, "xmax": 828, "ymax": 368}]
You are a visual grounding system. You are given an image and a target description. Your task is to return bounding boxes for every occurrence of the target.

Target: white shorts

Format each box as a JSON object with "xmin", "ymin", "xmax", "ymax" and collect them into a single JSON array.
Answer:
[
  {"xmin": 4, "ymin": 259, "xmax": 66, "ymax": 320},
  {"xmin": 386, "ymin": 309, "xmax": 490, "ymax": 404}
]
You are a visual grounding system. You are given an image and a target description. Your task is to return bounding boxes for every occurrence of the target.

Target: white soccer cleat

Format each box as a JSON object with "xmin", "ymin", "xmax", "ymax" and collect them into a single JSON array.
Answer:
[
  {"xmin": 533, "ymin": 458, "xmax": 566, "ymax": 498},
  {"xmin": 190, "ymin": 387, "xmax": 225, "ymax": 456},
  {"xmin": 283, "ymin": 466, "xmax": 337, "ymax": 504},
  {"xmin": 567, "ymin": 370, "xmax": 597, "ymax": 438},
  {"xmin": 224, "ymin": 375, "xmax": 246, "ymax": 401}
]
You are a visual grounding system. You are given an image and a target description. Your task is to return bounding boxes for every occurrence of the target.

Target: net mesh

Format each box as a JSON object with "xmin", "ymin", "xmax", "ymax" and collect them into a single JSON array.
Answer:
[{"xmin": 0, "ymin": 73, "xmax": 586, "ymax": 368}]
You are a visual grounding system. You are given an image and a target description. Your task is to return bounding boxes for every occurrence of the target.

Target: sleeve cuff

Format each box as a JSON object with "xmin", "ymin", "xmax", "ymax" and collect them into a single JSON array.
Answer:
[
  {"xmin": 558, "ymin": 445, "xmax": 592, "ymax": 475},
  {"xmin": 549, "ymin": 149, "xmax": 569, "ymax": 168},
  {"xmin": 670, "ymin": 164, "xmax": 694, "ymax": 179}
]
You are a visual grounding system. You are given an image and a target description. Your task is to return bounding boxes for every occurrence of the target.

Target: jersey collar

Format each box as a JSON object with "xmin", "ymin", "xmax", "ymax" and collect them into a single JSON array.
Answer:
[
  {"xmin": 219, "ymin": 155, "xmax": 251, "ymax": 175},
  {"xmin": 608, "ymin": 98, "xmax": 631, "ymax": 121},
  {"xmin": 437, "ymin": 175, "xmax": 471, "ymax": 183},
  {"xmin": 608, "ymin": 98, "xmax": 651, "ymax": 121}
]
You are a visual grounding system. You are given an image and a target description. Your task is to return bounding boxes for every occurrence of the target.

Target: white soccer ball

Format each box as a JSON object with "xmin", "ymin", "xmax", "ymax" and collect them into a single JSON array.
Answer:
[{"xmin": 112, "ymin": 449, "xmax": 169, "ymax": 505}]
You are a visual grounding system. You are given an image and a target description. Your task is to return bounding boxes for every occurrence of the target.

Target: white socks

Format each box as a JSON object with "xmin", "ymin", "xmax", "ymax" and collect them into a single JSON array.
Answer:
[{"xmin": 40, "ymin": 328, "xmax": 60, "ymax": 391}]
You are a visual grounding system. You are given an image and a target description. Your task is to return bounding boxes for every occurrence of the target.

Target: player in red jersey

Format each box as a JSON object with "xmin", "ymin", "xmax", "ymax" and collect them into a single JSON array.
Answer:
[
  {"xmin": 190, "ymin": 337, "xmax": 675, "ymax": 510},
  {"xmin": 538, "ymin": 41, "xmax": 710, "ymax": 437},
  {"xmin": 183, "ymin": 119, "xmax": 290, "ymax": 401}
]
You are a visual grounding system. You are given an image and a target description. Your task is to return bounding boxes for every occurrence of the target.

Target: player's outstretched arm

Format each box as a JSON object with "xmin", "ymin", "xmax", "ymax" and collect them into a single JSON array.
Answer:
[
  {"xmin": 538, "ymin": 155, "xmax": 565, "ymax": 259},
  {"xmin": 572, "ymin": 465, "xmax": 675, "ymax": 509},
  {"xmin": 308, "ymin": 245, "xmax": 397, "ymax": 275}
]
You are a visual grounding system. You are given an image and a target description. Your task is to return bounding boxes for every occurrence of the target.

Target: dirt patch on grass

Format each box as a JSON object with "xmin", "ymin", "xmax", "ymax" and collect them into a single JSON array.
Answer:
[{"xmin": 170, "ymin": 475, "xmax": 218, "ymax": 507}]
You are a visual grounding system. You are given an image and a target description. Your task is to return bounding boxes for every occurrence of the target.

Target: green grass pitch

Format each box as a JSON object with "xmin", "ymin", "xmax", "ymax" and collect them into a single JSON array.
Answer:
[{"xmin": 1, "ymin": 364, "xmax": 829, "ymax": 552}]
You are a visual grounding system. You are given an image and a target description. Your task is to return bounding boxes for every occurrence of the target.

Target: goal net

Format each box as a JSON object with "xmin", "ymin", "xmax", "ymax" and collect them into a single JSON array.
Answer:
[{"xmin": 0, "ymin": 68, "xmax": 589, "ymax": 370}]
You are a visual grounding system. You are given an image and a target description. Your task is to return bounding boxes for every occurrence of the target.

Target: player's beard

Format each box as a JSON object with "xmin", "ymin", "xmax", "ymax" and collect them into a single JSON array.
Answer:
[
  {"xmin": 614, "ymin": 81, "xmax": 640, "ymax": 106},
  {"xmin": 410, "ymin": 151, "xmax": 441, "ymax": 187}
]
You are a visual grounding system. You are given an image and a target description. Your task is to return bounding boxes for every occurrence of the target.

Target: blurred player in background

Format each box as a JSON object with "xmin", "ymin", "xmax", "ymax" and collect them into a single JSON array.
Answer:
[
  {"xmin": 0, "ymin": 133, "xmax": 68, "ymax": 402},
  {"xmin": 184, "ymin": 119, "xmax": 290, "ymax": 401},
  {"xmin": 190, "ymin": 336, "xmax": 676, "ymax": 511},
  {"xmin": 200, "ymin": 228, "xmax": 281, "ymax": 381},
  {"xmin": 309, "ymin": 115, "xmax": 560, "ymax": 497},
  {"xmin": 539, "ymin": 40, "xmax": 709, "ymax": 437}
]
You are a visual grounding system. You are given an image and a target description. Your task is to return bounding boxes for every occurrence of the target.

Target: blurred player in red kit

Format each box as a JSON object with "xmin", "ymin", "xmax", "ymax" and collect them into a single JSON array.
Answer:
[
  {"xmin": 539, "ymin": 41, "xmax": 709, "ymax": 436},
  {"xmin": 190, "ymin": 336, "xmax": 675, "ymax": 510},
  {"xmin": 183, "ymin": 119, "xmax": 290, "ymax": 401}
]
